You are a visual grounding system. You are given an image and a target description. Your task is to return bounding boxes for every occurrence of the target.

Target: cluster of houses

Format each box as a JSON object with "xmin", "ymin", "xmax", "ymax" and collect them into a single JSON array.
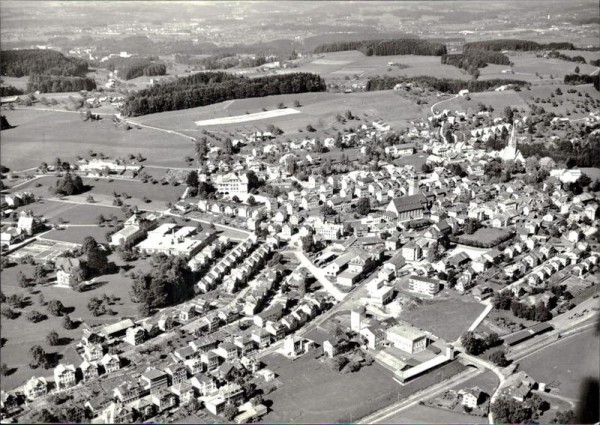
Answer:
[{"xmin": 0, "ymin": 210, "xmax": 44, "ymax": 247}]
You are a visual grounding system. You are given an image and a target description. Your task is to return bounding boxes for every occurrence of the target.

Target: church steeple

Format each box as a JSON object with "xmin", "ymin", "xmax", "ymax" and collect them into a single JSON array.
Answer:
[{"xmin": 508, "ymin": 122, "xmax": 517, "ymax": 149}]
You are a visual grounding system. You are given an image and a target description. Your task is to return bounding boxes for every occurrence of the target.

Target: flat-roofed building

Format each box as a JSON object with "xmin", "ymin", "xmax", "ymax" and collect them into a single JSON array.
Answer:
[
  {"xmin": 386, "ymin": 321, "xmax": 428, "ymax": 354},
  {"xmin": 408, "ymin": 275, "xmax": 441, "ymax": 297}
]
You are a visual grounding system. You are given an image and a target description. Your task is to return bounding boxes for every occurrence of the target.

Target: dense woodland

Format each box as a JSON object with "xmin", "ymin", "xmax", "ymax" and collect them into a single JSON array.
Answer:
[
  {"xmin": 314, "ymin": 38, "xmax": 447, "ymax": 56},
  {"xmin": 102, "ymin": 56, "xmax": 166, "ymax": 80},
  {"xmin": 174, "ymin": 53, "xmax": 269, "ymax": 70},
  {"xmin": 0, "ymin": 85, "xmax": 24, "ymax": 96},
  {"xmin": 0, "ymin": 49, "xmax": 89, "ymax": 78},
  {"xmin": 366, "ymin": 75, "xmax": 528, "ymax": 93},
  {"xmin": 564, "ymin": 73, "xmax": 600, "ymax": 90},
  {"xmin": 27, "ymin": 74, "xmax": 97, "ymax": 93},
  {"xmin": 463, "ymin": 40, "xmax": 575, "ymax": 52},
  {"xmin": 441, "ymin": 50, "xmax": 510, "ymax": 76},
  {"xmin": 120, "ymin": 72, "xmax": 326, "ymax": 116}
]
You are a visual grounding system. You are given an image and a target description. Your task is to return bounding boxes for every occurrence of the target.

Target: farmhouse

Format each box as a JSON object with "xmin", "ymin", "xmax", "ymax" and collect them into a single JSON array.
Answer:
[{"xmin": 54, "ymin": 257, "xmax": 82, "ymax": 288}]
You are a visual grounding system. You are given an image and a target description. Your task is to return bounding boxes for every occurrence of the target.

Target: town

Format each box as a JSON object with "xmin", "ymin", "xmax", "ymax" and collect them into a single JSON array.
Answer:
[{"xmin": 1, "ymin": 1, "xmax": 599, "ymax": 424}]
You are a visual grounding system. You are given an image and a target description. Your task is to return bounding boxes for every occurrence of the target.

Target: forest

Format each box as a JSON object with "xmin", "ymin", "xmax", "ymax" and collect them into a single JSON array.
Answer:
[
  {"xmin": 441, "ymin": 50, "xmax": 510, "ymax": 76},
  {"xmin": 564, "ymin": 73, "xmax": 600, "ymax": 90},
  {"xmin": 102, "ymin": 56, "xmax": 167, "ymax": 80},
  {"xmin": 366, "ymin": 75, "xmax": 528, "ymax": 93},
  {"xmin": 174, "ymin": 53, "xmax": 269, "ymax": 70},
  {"xmin": 314, "ymin": 38, "xmax": 447, "ymax": 56},
  {"xmin": 0, "ymin": 49, "xmax": 89, "ymax": 77},
  {"xmin": 27, "ymin": 74, "xmax": 97, "ymax": 93},
  {"xmin": 120, "ymin": 72, "xmax": 326, "ymax": 116},
  {"xmin": 0, "ymin": 85, "xmax": 24, "ymax": 96},
  {"xmin": 463, "ymin": 40, "xmax": 575, "ymax": 52}
]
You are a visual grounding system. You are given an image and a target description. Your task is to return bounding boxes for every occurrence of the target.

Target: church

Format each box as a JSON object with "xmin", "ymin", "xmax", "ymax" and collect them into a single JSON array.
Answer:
[{"xmin": 491, "ymin": 122, "xmax": 525, "ymax": 163}]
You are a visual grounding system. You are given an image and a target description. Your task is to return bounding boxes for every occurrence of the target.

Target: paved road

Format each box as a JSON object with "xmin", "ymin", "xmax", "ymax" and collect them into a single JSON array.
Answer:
[
  {"xmin": 430, "ymin": 94, "xmax": 460, "ymax": 115},
  {"xmin": 292, "ymin": 250, "xmax": 345, "ymax": 302}
]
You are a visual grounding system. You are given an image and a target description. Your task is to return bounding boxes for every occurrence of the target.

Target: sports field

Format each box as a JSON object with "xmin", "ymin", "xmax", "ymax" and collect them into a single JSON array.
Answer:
[{"xmin": 400, "ymin": 299, "xmax": 486, "ymax": 342}]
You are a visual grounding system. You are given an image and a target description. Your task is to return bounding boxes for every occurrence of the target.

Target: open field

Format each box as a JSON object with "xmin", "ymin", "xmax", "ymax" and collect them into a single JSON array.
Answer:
[
  {"xmin": 0, "ymin": 108, "xmax": 195, "ymax": 170},
  {"xmin": 384, "ymin": 403, "xmax": 485, "ymax": 424},
  {"xmin": 0, "ymin": 260, "xmax": 138, "ymax": 390},
  {"xmin": 517, "ymin": 83, "xmax": 600, "ymax": 118},
  {"xmin": 400, "ymin": 299, "xmax": 486, "ymax": 342},
  {"xmin": 26, "ymin": 199, "xmax": 126, "ymax": 225},
  {"xmin": 41, "ymin": 225, "xmax": 110, "ymax": 245},
  {"xmin": 518, "ymin": 327, "xmax": 600, "ymax": 398},
  {"xmin": 437, "ymin": 90, "xmax": 532, "ymax": 117},
  {"xmin": 261, "ymin": 351, "xmax": 399, "ymax": 423},
  {"xmin": 135, "ymin": 90, "xmax": 429, "ymax": 142},
  {"xmin": 195, "ymin": 108, "xmax": 301, "ymax": 126},
  {"xmin": 288, "ymin": 51, "xmax": 472, "ymax": 81}
]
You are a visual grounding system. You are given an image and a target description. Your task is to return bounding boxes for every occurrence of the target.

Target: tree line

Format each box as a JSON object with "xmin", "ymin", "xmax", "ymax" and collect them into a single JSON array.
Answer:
[
  {"xmin": 102, "ymin": 56, "xmax": 166, "ymax": 80},
  {"xmin": 0, "ymin": 49, "xmax": 89, "ymax": 78},
  {"xmin": 27, "ymin": 74, "xmax": 97, "ymax": 93},
  {"xmin": 546, "ymin": 50, "xmax": 587, "ymax": 64},
  {"xmin": 366, "ymin": 75, "xmax": 528, "ymax": 93},
  {"xmin": 175, "ymin": 53, "xmax": 269, "ymax": 70},
  {"xmin": 314, "ymin": 38, "xmax": 447, "ymax": 56},
  {"xmin": 564, "ymin": 73, "xmax": 600, "ymax": 90},
  {"xmin": 441, "ymin": 50, "xmax": 510, "ymax": 76},
  {"xmin": 0, "ymin": 85, "xmax": 24, "ymax": 96},
  {"xmin": 120, "ymin": 72, "xmax": 326, "ymax": 116},
  {"xmin": 463, "ymin": 39, "xmax": 575, "ymax": 52}
]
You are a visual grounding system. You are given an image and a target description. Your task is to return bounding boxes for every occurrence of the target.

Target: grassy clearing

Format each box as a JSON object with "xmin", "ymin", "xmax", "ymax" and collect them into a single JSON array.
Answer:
[
  {"xmin": 261, "ymin": 351, "xmax": 398, "ymax": 423},
  {"xmin": 459, "ymin": 227, "xmax": 511, "ymax": 247},
  {"xmin": 42, "ymin": 225, "xmax": 110, "ymax": 245},
  {"xmin": 26, "ymin": 200, "xmax": 126, "ymax": 225},
  {"xmin": 400, "ymin": 299, "xmax": 486, "ymax": 342},
  {"xmin": 518, "ymin": 327, "xmax": 600, "ymax": 398},
  {"xmin": 135, "ymin": 89, "xmax": 428, "ymax": 142},
  {"xmin": 0, "ymin": 108, "xmax": 194, "ymax": 170}
]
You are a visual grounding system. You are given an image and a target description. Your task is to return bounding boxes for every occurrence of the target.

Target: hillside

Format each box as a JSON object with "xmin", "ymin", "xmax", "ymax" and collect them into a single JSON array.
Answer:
[
  {"xmin": 0, "ymin": 49, "xmax": 90, "ymax": 77},
  {"xmin": 120, "ymin": 72, "xmax": 326, "ymax": 116}
]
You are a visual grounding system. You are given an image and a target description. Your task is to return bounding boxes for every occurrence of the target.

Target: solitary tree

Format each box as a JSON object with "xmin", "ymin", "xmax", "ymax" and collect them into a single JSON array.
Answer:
[{"xmin": 46, "ymin": 330, "xmax": 60, "ymax": 346}]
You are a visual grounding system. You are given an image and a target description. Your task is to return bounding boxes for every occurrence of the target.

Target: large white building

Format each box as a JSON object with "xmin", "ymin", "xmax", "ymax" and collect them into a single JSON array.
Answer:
[
  {"xmin": 214, "ymin": 173, "xmax": 249, "ymax": 196},
  {"xmin": 386, "ymin": 321, "xmax": 428, "ymax": 354},
  {"xmin": 135, "ymin": 224, "xmax": 216, "ymax": 258},
  {"xmin": 408, "ymin": 275, "xmax": 441, "ymax": 297}
]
